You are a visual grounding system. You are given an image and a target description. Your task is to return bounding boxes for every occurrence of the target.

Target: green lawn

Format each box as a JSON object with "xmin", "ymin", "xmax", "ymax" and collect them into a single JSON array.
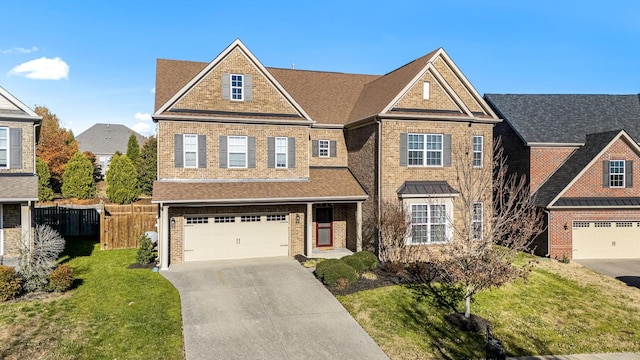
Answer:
[
  {"xmin": 0, "ymin": 240, "xmax": 183, "ymax": 360},
  {"xmin": 338, "ymin": 259, "xmax": 640, "ymax": 359}
]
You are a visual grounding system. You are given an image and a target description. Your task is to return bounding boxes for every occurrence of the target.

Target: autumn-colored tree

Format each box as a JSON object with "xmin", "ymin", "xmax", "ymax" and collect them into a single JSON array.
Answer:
[
  {"xmin": 61, "ymin": 152, "xmax": 96, "ymax": 199},
  {"xmin": 126, "ymin": 133, "xmax": 140, "ymax": 164},
  {"xmin": 36, "ymin": 158, "xmax": 54, "ymax": 201},
  {"xmin": 137, "ymin": 137, "xmax": 157, "ymax": 196},
  {"xmin": 35, "ymin": 106, "xmax": 78, "ymax": 193}
]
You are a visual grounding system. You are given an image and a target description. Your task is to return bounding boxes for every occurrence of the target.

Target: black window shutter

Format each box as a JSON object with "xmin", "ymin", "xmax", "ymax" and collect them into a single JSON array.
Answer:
[
  {"xmin": 9, "ymin": 128, "xmax": 21, "ymax": 169},
  {"xmin": 443, "ymin": 134, "xmax": 452, "ymax": 167},
  {"xmin": 288, "ymin": 137, "xmax": 296, "ymax": 168},
  {"xmin": 219, "ymin": 136, "xmax": 227, "ymax": 168},
  {"xmin": 267, "ymin": 137, "xmax": 275, "ymax": 168},
  {"xmin": 330, "ymin": 140, "xmax": 337, "ymax": 158},
  {"xmin": 399, "ymin": 133, "xmax": 407, "ymax": 166},
  {"xmin": 626, "ymin": 160, "xmax": 633, "ymax": 188},
  {"xmin": 174, "ymin": 134, "xmax": 183, "ymax": 168},
  {"xmin": 222, "ymin": 73, "xmax": 230, "ymax": 100},
  {"xmin": 312, "ymin": 140, "xmax": 319, "ymax": 157},
  {"xmin": 603, "ymin": 160, "xmax": 610, "ymax": 187},
  {"xmin": 248, "ymin": 136, "xmax": 256, "ymax": 168},
  {"xmin": 197, "ymin": 135, "xmax": 206, "ymax": 168},
  {"xmin": 244, "ymin": 75, "xmax": 252, "ymax": 101}
]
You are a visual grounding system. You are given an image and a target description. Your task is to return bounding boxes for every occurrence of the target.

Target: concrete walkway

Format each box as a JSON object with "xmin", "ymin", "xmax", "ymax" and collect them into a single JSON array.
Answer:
[
  {"xmin": 511, "ymin": 354, "xmax": 640, "ymax": 359},
  {"xmin": 162, "ymin": 257, "xmax": 389, "ymax": 360}
]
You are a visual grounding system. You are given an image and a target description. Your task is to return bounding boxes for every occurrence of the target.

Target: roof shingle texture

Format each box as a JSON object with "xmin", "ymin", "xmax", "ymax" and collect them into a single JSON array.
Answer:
[
  {"xmin": 485, "ymin": 94, "xmax": 640, "ymax": 144},
  {"xmin": 152, "ymin": 168, "xmax": 367, "ymax": 203},
  {"xmin": 396, "ymin": 181, "xmax": 458, "ymax": 195},
  {"xmin": 76, "ymin": 124, "xmax": 146, "ymax": 155},
  {"xmin": 0, "ymin": 175, "xmax": 38, "ymax": 200}
]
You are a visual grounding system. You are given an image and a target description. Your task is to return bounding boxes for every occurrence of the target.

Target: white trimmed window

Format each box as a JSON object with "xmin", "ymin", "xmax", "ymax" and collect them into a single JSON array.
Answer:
[
  {"xmin": 183, "ymin": 134, "xmax": 198, "ymax": 168},
  {"xmin": 472, "ymin": 202, "xmax": 483, "ymax": 240},
  {"xmin": 0, "ymin": 127, "xmax": 7, "ymax": 168},
  {"xmin": 228, "ymin": 136, "xmax": 248, "ymax": 168},
  {"xmin": 231, "ymin": 74, "xmax": 243, "ymax": 101},
  {"xmin": 408, "ymin": 133, "xmax": 442, "ymax": 166},
  {"xmin": 319, "ymin": 139, "xmax": 330, "ymax": 158},
  {"xmin": 473, "ymin": 135, "xmax": 483, "ymax": 168},
  {"xmin": 275, "ymin": 137, "xmax": 287, "ymax": 168},
  {"xmin": 411, "ymin": 204, "xmax": 447, "ymax": 244},
  {"xmin": 610, "ymin": 160, "xmax": 625, "ymax": 188}
]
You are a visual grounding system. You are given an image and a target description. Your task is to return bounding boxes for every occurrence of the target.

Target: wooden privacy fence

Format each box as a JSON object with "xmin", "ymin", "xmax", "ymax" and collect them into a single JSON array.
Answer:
[
  {"xmin": 34, "ymin": 205, "xmax": 100, "ymax": 238},
  {"xmin": 100, "ymin": 204, "xmax": 157, "ymax": 250}
]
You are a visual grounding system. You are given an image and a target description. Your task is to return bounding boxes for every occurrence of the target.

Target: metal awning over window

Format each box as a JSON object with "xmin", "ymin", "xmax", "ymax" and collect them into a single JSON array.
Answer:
[{"xmin": 396, "ymin": 181, "xmax": 459, "ymax": 198}]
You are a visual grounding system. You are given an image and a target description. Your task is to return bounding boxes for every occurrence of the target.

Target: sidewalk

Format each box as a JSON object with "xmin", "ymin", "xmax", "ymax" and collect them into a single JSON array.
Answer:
[{"xmin": 511, "ymin": 353, "xmax": 640, "ymax": 359}]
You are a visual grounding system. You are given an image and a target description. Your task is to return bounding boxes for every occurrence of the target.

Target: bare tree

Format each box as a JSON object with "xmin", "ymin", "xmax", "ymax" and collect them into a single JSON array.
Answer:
[
  {"xmin": 19, "ymin": 225, "xmax": 66, "ymax": 292},
  {"xmin": 430, "ymin": 137, "xmax": 544, "ymax": 318}
]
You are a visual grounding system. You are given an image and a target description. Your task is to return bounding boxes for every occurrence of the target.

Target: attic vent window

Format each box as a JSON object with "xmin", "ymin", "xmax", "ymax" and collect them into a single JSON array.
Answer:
[
  {"xmin": 423, "ymin": 82, "xmax": 430, "ymax": 100},
  {"xmin": 231, "ymin": 74, "xmax": 243, "ymax": 101}
]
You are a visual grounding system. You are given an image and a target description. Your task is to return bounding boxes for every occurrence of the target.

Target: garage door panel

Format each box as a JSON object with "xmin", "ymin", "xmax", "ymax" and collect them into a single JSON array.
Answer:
[{"xmin": 573, "ymin": 221, "xmax": 640, "ymax": 260}]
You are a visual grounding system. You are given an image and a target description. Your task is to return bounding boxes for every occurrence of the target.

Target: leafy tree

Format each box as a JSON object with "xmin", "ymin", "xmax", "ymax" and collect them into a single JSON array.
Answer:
[
  {"xmin": 137, "ymin": 137, "xmax": 157, "ymax": 196},
  {"xmin": 36, "ymin": 157, "xmax": 54, "ymax": 201},
  {"xmin": 126, "ymin": 133, "xmax": 140, "ymax": 164},
  {"xmin": 35, "ymin": 106, "xmax": 78, "ymax": 193},
  {"xmin": 61, "ymin": 152, "xmax": 96, "ymax": 199},
  {"xmin": 83, "ymin": 151, "xmax": 103, "ymax": 183},
  {"xmin": 106, "ymin": 154, "xmax": 140, "ymax": 204}
]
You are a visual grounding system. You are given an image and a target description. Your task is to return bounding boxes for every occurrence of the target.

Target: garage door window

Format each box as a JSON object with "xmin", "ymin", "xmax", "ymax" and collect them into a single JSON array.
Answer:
[
  {"xmin": 267, "ymin": 215, "xmax": 286, "ymax": 221},
  {"xmin": 214, "ymin": 216, "xmax": 235, "ymax": 223},
  {"xmin": 241, "ymin": 215, "xmax": 260, "ymax": 222},
  {"xmin": 186, "ymin": 217, "xmax": 208, "ymax": 224}
]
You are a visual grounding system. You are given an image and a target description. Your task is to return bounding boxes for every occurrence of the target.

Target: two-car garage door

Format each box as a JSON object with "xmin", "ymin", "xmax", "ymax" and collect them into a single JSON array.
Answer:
[
  {"xmin": 184, "ymin": 214, "xmax": 289, "ymax": 261},
  {"xmin": 572, "ymin": 220, "xmax": 640, "ymax": 259}
]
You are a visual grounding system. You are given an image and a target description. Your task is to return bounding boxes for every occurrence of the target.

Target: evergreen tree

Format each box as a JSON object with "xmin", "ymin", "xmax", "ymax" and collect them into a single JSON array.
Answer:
[
  {"xmin": 83, "ymin": 151, "xmax": 104, "ymax": 182},
  {"xmin": 61, "ymin": 152, "xmax": 96, "ymax": 199},
  {"xmin": 36, "ymin": 158, "xmax": 54, "ymax": 201},
  {"xmin": 126, "ymin": 133, "xmax": 140, "ymax": 164},
  {"xmin": 106, "ymin": 154, "xmax": 140, "ymax": 204},
  {"xmin": 137, "ymin": 137, "xmax": 157, "ymax": 196}
]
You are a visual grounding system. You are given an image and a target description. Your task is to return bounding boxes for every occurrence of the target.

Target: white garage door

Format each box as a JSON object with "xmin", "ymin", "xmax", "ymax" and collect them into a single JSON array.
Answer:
[
  {"xmin": 184, "ymin": 214, "xmax": 289, "ymax": 261},
  {"xmin": 572, "ymin": 220, "xmax": 640, "ymax": 259}
]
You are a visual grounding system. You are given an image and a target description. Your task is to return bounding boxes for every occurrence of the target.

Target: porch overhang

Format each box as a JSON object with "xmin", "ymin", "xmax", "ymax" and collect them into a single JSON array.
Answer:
[{"xmin": 396, "ymin": 180, "xmax": 459, "ymax": 199}]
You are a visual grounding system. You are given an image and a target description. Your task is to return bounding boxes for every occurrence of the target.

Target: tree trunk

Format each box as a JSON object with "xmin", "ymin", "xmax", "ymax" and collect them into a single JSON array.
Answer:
[{"xmin": 465, "ymin": 285, "xmax": 471, "ymax": 318}]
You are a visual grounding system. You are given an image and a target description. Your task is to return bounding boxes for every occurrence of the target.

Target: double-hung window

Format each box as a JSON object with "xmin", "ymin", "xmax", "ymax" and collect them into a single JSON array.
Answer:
[
  {"xmin": 275, "ymin": 137, "xmax": 287, "ymax": 168},
  {"xmin": 318, "ymin": 140, "xmax": 330, "ymax": 158},
  {"xmin": 408, "ymin": 133, "xmax": 442, "ymax": 166},
  {"xmin": 228, "ymin": 136, "xmax": 248, "ymax": 168},
  {"xmin": 610, "ymin": 160, "xmax": 625, "ymax": 188},
  {"xmin": 472, "ymin": 202, "xmax": 483, "ymax": 240},
  {"xmin": 0, "ymin": 127, "xmax": 7, "ymax": 168},
  {"xmin": 411, "ymin": 204, "xmax": 447, "ymax": 244},
  {"xmin": 472, "ymin": 135, "xmax": 483, "ymax": 168},
  {"xmin": 231, "ymin": 74, "xmax": 243, "ymax": 101},
  {"xmin": 183, "ymin": 134, "xmax": 198, "ymax": 168}
]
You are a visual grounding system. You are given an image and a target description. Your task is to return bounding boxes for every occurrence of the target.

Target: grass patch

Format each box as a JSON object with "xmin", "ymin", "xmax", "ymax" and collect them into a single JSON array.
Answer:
[
  {"xmin": 338, "ymin": 259, "xmax": 640, "ymax": 359},
  {"xmin": 0, "ymin": 239, "xmax": 183, "ymax": 360}
]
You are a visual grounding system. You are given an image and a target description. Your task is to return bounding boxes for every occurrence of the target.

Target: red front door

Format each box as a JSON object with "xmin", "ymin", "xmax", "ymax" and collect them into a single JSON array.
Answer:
[{"xmin": 316, "ymin": 207, "xmax": 333, "ymax": 247}]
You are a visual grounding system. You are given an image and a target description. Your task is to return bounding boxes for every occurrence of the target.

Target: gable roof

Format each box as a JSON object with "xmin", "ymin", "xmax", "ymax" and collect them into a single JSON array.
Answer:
[
  {"xmin": 485, "ymin": 94, "xmax": 640, "ymax": 145},
  {"xmin": 0, "ymin": 86, "xmax": 41, "ymax": 121},
  {"xmin": 535, "ymin": 130, "xmax": 638, "ymax": 207},
  {"xmin": 76, "ymin": 123, "xmax": 146, "ymax": 155},
  {"xmin": 154, "ymin": 59, "xmax": 207, "ymax": 112}
]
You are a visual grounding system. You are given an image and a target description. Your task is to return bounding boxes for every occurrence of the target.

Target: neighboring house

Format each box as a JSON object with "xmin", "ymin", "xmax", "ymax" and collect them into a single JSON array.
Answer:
[
  {"xmin": 152, "ymin": 39, "xmax": 500, "ymax": 269},
  {"xmin": 486, "ymin": 94, "xmax": 640, "ymax": 260},
  {"xmin": 0, "ymin": 86, "xmax": 42, "ymax": 260},
  {"xmin": 76, "ymin": 123, "xmax": 146, "ymax": 175}
]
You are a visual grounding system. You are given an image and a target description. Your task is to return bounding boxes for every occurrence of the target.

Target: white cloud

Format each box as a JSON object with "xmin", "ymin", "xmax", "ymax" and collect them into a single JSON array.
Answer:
[
  {"xmin": 7, "ymin": 57, "xmax": 69, "ymax": 80},
  {"xmin": 134, "ymin": 112, "xmax": 152, "ymax": 121},
  {"xmin": 2, "ymin": 46, "xmax": 38, "ymax": 54},
  {"xmin": 132, "ymin": 122, "xmax": 154, "ymax": 136}
]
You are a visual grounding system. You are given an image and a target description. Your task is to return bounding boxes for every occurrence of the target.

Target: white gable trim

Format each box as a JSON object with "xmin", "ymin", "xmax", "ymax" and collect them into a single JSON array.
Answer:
[
  {"xmin": 427, "ymin": 66, "xmax": 473, "ymax": 117},
  {"xmin": 154, "ymin": 39, "xmax": 313, "ymax": 123},
  {"xmin": 0, "ymin": 86, "xmax": 39, "ymax": 118}
]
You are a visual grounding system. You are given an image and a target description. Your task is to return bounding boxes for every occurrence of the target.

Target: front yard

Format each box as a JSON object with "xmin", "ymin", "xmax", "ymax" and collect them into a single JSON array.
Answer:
[
  {"xmin": 337, "ymin": 259, "xmax": 640, "ymax": 359},
  {"xmin": 0, "ymin": 240, "xmax": 183, "ymax": 360}
]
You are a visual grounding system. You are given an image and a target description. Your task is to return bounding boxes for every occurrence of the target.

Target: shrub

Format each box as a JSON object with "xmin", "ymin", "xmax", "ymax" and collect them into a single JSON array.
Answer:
[
  {"xmin": 352, "ymin": 251, "xmax": 379, "ymax": 270},
  {"xmin": 19, "ymin": 225, "xmax": 66, "ymax": 292},
  {"xmin": 385, "ymin": 261, "xmax": 405, "ymax": 275},
  {"xmin": 314, "ymin": 258, "xmax": 341, "ymax": 280},
  {"xmin": 61, "ymin": 152, "xmax": 96, "ymax": 199},
  {"xmin": 48, "ymin": 264, "xmax": 74, "ymax": 292},
  {"xmin": 106, "ymin": 154, "xmax": 140, "ymax": 204},
  {"xmin": 36, "ymin": 157, "xmax": 54, "ymax": 201},
  {"xmin": 137, "ymin": 137, "xmax": 157, "ymax": 196},
  {"xmin": 0, "ymin": 265, "xmax": 22, "ymax": 301},
  {"xmin": 341, "ymin": 255, "xmax": 365, "ymax": 274},
  {"xmin": 137, "ymin": 233, "xmax": 157, "ymax": 265},
  {"xmin": 322, "ymin": 261, "xmax": 358, "ymax": 287}
]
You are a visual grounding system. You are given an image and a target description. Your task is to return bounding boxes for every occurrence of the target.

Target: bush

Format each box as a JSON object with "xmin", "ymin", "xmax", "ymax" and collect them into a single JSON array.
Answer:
[
  {"xmin": 322, "ymin": 261, "xmax": 358, "ymax": 287},
  {"xmin": 352, "ymin": 251, "xmax": 379, "ymax": 270},
  {"xmin": 341, "ymin": 255, "xmax": 365, "ymax": 274},
  {"xmin": 36, "ymin": 158, "xmax": 54, "ymax": 201},
  {"xmin": 0, "ymin": 265, "xmax": 22, "ymax": 301},
  {"xmin": 19, "ymin": 225, "xmax": 66, "ymax": 292},
  {"xmin": 106, "ymin": 154, "xmax": 140, "ymax": 204},
  {"xmin": 137, "ymin": 233, "xmax": 157, "ymax": 265},
  {"xmin": 314, "ymin": 258, "xmax": 341, "ymax": 280},
  {"xmin": 48, "ymin": 264, "xmax": 74, "ymax": 292},
  {"xmin": 385, "ymin": 261, "xmax": 405, "ymax": 275},
  {"xmin": 61, "ymin": 152, "xmax": 96, "ymax": 199}
]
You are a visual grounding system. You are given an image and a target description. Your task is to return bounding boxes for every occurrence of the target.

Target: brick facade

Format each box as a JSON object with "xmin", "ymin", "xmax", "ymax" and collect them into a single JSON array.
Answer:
[
  {"xmin": 309, "ymin": 128, "xmax": 348, "ymax": 167},
  {"xmin": 0, "ymin": 120, "xmax": 36, "ymax": 174},
  {"xmin": 2, "ymin": 204, "xmax": 22, "ymax": 257},
  {"xmin": 394, "ymin": 71, "xmax": 460, "ymax": 111},
  {"xmin": 529, "ymin": 147, "xmax": 576, "ymax": 193}
]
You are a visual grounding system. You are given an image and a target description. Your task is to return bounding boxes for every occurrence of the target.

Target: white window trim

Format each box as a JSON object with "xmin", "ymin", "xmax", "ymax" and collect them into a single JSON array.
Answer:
[
  {"xmin": 472, "ymin": 202, "xmax": 483, "ymax": 240},
  {"xmin": 473, "ymin": 135, "xmax": 483, "ymax": 168},
  {"xmin": 408, "ymin": 133, "xmax": 443, "ymax": 167},
  {"xmin": 318, "ymin": 139, "xmax": 330, "ymax": 158},
  {"xmin": 0, "ymin": 127, "xmax": 8, "ymax": 169},
  {"xmin": 228, "ymin": 135, "xmax": 248, "ymax": 168},
  {"xmin": 404, "ymin": 198, "xmax": 453, "ymax": 245},
  {"xmin": 609, "ymin": 159, "xmax": 625, "ymax": 188},
  {"xmin": 183, "ymin": 134, "xmax": 198, "ymax": 168},
  {"xmin": 275, "ymin": 136, "xmax": 288, "ymax": 168},
  {"xmin": 231, "ymin": 74, "xmax": 244, "ymax": 101}
]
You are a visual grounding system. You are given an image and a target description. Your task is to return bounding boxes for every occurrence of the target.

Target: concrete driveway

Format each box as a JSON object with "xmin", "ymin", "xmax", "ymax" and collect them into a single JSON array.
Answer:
[
  {"xmin": 162, "ymin": 257, "xmax": 389, "ymax": 360},
  {"xmin": 575, "ymin": 259, "xmax": 640, "ymax": 289}
]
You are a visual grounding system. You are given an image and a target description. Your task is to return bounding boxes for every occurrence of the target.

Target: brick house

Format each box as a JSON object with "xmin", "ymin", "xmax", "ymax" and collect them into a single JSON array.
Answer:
[
  {"xmin": 486, "ymin": 94, "xmax": 640, "ymax": 260},
  {"xmin": 152, "ymin": 39, "xmax": 500, "ymax": 268},
  {"xmin": 0, "ymin": 86, "xmax": 41, "ymax": 260}
]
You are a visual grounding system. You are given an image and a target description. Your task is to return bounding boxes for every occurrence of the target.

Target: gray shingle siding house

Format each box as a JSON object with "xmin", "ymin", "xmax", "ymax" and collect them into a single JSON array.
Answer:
[{"xmin": 76, "ymin": 124, "xmax": 146, "ymax": 174}]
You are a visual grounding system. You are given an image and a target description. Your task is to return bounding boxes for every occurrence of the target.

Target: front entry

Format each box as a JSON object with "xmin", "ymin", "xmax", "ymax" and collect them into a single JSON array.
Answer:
[{"xmin": 316, "ymin": 207, "xmax": 333, "ymax": 247}]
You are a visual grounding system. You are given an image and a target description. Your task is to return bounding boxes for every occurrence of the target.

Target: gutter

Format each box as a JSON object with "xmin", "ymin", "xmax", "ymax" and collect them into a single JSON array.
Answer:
[
  {"xmin": 151, "ymin": 195, "xmax": 369, "ymax": 205},
  {"xmin": 152, "ymin": 114, "xmax": 313, "ymax": 126},
  {"xmin": 542, "ymin": 208, "xmax": 550, "ymax": 258}
]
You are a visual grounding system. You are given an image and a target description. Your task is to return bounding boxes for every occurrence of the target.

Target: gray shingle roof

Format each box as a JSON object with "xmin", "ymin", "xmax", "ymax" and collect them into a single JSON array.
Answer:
[
  {"xmin": 396, "ymin": 181, "xmax": 458, "ymax": 196},
  {"xmin": 484, "ymin": 94, "xmax": 640, "ymax": 144},
  {"xmin": 76, "ymin": 124, "xmax": 146, "ymax": 155},
  {"xmin": 0, "ymin": 175, "xmax": 38, "ymax": 201}
]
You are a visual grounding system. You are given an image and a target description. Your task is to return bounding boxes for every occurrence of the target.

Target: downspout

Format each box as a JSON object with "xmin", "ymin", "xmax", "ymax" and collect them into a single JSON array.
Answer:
[
  {"xmin": 376, "ymin": 117, "xmax": 382, "ymax": 256},
  {"xmin": 542, "ymin": 208, "xmax": 550, "ymax": 257}
]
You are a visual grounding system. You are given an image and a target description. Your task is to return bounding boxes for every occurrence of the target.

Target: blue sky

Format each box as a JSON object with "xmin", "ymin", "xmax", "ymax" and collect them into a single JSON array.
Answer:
[{"xmin": 1, "ymin": 1, "xmax": 639, "ymax": 136}]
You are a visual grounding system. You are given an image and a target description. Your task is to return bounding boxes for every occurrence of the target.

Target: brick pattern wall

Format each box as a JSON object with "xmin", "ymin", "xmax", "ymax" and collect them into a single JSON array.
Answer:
[
  {"xmin": 2, "ymin": 204, "xmax": 22, "ymax": 257},
  {"xmin": 529, "ymin": 147, "xmax": 576, "ymax": 193},
  {"xmin": 432, "ymin": 57, "xmax": 484, "ymax": 113},
  {"xmin": 493, "ymin": 121, "xmax": 530, "ymax": 180},
  {"xmin": 0, "ymin": 121, "xmax": 35, "ymax": 174},
  {"xmin": 309, "ymin": 128, "xmax": 348, "ymax": 167},
  {"xmin": 173, "ymin": 47, "xmax": 299, "ymax": 116},
  {"xmin": 562, "ymin": 138, "xmax": 640, "ymax": 198},
  {"xmin": 158, "ymin": 121, "xmax": 310, "ymax": 180},
  {"xmin": 393, "ymin": 71, "xmax": 460, "ymax": 111}
]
